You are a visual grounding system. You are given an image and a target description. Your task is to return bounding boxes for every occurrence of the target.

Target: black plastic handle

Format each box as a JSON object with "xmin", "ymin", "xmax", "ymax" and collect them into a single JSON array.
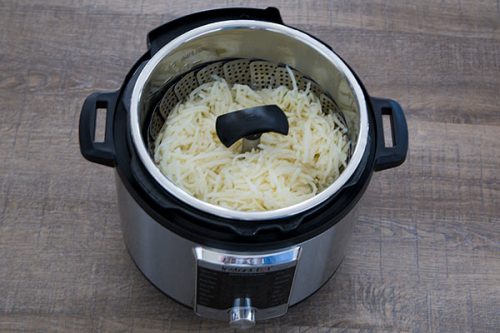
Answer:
[
  {"xmin": 216, "ymin": 105, "xmax": 289, "ymax": 148},
  {"xmin": 79, "ymin": 91, "xmax": 118, "ymax": 167},
  {"xmin": 147, "ymin": 7, "xmax": 284, "ymax": 55},
  {"xmin": 371, "ymin": 97, "xmax": 408, "ymax": 171}
]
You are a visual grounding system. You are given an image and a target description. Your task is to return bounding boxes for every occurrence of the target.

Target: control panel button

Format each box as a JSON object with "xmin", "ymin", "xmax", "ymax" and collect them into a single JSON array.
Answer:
[{"xmin": 229, "ymin": 298, "xmax": 255, "ymax": 329}]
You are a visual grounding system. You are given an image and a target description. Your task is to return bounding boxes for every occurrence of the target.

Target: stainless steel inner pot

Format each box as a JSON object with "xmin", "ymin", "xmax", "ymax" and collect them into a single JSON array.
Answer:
[{"xmin": 130, "ymin": 20, "xmax": 369, "ymax": 220}]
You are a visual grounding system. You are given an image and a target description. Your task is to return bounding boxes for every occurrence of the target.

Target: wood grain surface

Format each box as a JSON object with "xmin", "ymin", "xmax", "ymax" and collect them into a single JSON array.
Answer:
[{"xmin": 0, "ymin": 0, "xmax": 499, "ymax": 332}]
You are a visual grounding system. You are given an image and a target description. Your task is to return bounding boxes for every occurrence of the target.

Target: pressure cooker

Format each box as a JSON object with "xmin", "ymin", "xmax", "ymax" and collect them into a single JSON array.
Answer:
[{"xmin": 79, "ymin": 7, "xmax": 408, "ymax": 327}]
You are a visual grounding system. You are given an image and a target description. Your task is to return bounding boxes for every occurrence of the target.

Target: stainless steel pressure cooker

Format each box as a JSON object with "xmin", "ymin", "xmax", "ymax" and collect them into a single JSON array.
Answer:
[{"xmin": 79, "ymin": 7, "xmax": 408, "ymax": 327}]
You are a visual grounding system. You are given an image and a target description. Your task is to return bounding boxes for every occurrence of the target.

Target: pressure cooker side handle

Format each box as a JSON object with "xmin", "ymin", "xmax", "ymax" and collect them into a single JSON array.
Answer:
[
  {"xmin": 147, "ymin": 7, "xmax": 284, "ymax": 55},
  {"xmin": 371, "ymin": 97, "xmax": 408, "ymax": 171},
  {"xmin": 79, "ymin": 91, "xmax": 118, "ymax": 167}
]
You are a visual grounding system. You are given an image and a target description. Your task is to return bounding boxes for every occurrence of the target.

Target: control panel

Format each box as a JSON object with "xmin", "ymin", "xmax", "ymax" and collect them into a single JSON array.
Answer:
[{"xmin": 194, "ymin": 246, "xmax": 301, "ymax": 327}]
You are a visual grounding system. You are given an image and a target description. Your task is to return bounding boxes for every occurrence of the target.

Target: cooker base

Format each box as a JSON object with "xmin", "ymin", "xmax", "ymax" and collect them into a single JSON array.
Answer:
[{"xmin": 116, "ymin": 172, "xmax": 358, "ymax": 320}]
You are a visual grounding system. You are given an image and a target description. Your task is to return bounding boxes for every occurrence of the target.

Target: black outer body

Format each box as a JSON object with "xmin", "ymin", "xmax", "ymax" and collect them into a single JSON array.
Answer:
[{"xmin": 79, "ymin": 7, "xmax": 408, "ymax": 251}]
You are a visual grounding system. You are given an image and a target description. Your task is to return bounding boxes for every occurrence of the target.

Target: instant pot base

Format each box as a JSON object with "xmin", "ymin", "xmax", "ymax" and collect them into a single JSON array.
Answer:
[
  {"xmin": 78, "ymin": 7, "xmax": 407, "ymax": 327},
  {"xmin": 116, "ymin": 172, "xmax": 357, "ymax": 320}
]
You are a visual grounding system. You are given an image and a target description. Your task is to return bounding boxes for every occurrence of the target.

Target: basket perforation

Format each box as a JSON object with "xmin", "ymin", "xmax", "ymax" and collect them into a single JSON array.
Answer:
[
  {"xmin": 196, "ymin": 62, "xmax": 224, "ymax": 84},
  {"xmin": 223, "ymin": 59, "xmax": 251, "ymax": 85},
  {"xmin": 148, "ymin": 105, "xmax": 165, "ymax": 152},
  {"xmin": 174, "ymin": 71, "xmax": 197, "ymax": 102},
  {"xmin": 159, "ymin": 87, "xmax": 178, "ymax": 119},
  {"xmin": 250, "ymin": 61, "xmax": 277, "ymax": 89}
]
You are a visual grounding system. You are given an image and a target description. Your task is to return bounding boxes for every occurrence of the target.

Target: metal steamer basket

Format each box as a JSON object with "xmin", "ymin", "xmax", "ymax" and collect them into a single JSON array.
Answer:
[{"xmin": 79, "ymin": 7, "xmax": 408, "ymax": 328}]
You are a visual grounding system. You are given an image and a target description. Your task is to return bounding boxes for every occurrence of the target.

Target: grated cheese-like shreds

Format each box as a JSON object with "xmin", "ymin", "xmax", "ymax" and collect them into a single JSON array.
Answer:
[{"xmin": 154, "ymin": 72, "xmax": 349, "ymax": 212}]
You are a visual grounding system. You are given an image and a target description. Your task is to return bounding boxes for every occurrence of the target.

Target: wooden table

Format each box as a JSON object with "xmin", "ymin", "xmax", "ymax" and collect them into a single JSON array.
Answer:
[{"xmin": 0, "ymin": 1, "xmax": 498, "ymax": 332}]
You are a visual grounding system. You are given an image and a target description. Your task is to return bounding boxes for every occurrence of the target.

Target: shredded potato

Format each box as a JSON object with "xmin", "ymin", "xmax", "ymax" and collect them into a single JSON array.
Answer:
[{"xmin": 154, "ymin": 71, "xmax": 349, "ymax": 211}]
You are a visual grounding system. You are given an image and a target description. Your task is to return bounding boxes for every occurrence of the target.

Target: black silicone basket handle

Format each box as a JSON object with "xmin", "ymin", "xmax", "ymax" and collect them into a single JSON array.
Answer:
[
  {"xmin": 371, "ymin": 97, "xmax": 408, "ymax": 171},
  {"xmin": 216, "ymin": 105, "xmax": 289, "ymax": 147},
  {"xmin": 147, "ymin": 7, "xmax": 284, "ymax": 55},
  {"xmin": 79, "ymin": 91, "xmax": 118, "ymax": 167}
]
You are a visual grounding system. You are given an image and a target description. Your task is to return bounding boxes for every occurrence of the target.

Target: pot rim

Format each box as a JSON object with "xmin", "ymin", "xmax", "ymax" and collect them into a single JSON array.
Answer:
[{"xmin": 130, "ymin": 20, "xmax": 369, "ymax": 221}]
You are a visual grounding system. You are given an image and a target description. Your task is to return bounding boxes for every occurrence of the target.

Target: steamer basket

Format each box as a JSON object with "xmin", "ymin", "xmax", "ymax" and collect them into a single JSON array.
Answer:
[{"xmin": 146, "ymin": 59, "xmax": 351, "ymax": 161}]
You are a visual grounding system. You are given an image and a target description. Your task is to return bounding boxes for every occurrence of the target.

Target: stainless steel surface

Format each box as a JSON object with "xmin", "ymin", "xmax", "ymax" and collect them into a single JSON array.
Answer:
[
  {"xmin": 241, "ymin": 136, "xmax": 261, "ymax": 153},
  {"xmin": 115, "ymin": 173, "xmax": 196, "ymax": 307},
  {"xmin": 115, "ymin": 171, "xmax": 358, "ymax": 317},
  {"xmin": 130, "ymin": 20, "xmax": 369, "ymax": 221},
  {"xmin": 194, "ymin": 246, "xmax": 300, "ymax": 272},
  {"xmin": 229, "ymin": 298, "xmax": 256, "ymax": 329}
]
